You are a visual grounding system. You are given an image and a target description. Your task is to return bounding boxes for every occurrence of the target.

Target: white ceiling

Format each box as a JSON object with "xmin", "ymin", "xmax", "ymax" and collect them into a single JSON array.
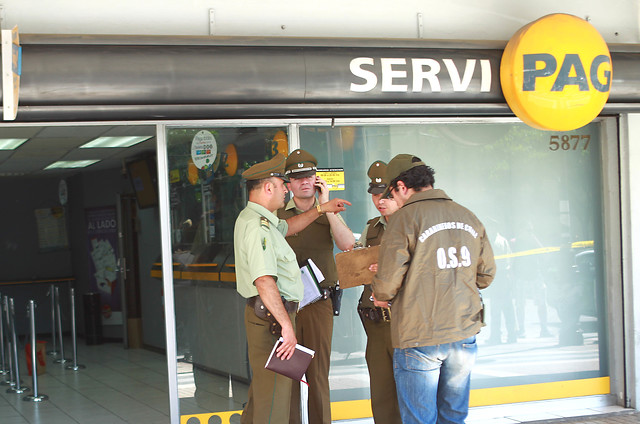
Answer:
[{"xmin": 0, "ymin": 125, "xmax": 157, "ymax": 177}]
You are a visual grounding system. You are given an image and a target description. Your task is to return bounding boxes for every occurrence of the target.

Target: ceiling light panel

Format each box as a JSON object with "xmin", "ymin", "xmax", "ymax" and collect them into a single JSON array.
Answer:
[
  {"xmin": 44, "ymin": 160, "xmax": 100, "ymax": 169},
  {"xmin": 0, "ymin": 138, "xmax": 28, "ymax": 150},
  {"xmin": 80, "ymin": 136, "xmax": 152, "ymax": 148}
]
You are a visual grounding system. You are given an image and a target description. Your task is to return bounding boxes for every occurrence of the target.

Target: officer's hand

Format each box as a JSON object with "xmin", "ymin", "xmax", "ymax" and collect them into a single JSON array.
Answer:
[
  {"xmin": 368, "ymin": 263, "xmax": 378, "ymax": 272},
  {"xmin": 371, "ymin": 292, "xmax": 391, "ymax": 308},
  {"xmin": 276, "ymin": 325, "xmax": 297, "ymax": 360},
  {"xmin": 315, "ymin": 177, "xmax": 330, "ymax": 203},
  {"xmin": 320, "ymin": 198, "xmax": 352, "ymax": 214}
]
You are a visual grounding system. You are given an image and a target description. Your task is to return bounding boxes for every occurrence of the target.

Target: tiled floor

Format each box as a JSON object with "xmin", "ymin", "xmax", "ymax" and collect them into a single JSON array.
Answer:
[
  {"xmin": 0, "ymin": 338, "xmax": 634, "ymax": 424},
  {"xmin": 1, "ymin": 340, "xmax": 170, "ymax": 424}
]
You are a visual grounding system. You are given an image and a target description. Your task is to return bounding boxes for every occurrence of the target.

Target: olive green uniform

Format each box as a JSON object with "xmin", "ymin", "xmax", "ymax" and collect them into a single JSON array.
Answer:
[
  {"xmin": 278, "ymin": 198, "xmax": 344, "ymax": 424},
  {"xmin": 358, "ymin": 217, "xmax": 402, "ymax": 424},
  {"xmin": 235, "ymin": 201, "xmax": 303, "ymax": 424}
]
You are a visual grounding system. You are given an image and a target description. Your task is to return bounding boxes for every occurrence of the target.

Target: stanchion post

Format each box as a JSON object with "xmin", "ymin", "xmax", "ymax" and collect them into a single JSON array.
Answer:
[
  {"xmin": 0, "ymin": 291, "xmax": 8, "ymax": 376},
  {"xmin": 53, "ymin": 287, "xmax": 70, "ymax": 364},
  {"xmin": 24, "ymin": 300, "xmax": 48, "ymax": 402},
  {"xmin": 65, "ymin": 289, "xmax": 85, "ymax": 371},
  {"xmin": 47, "ymin": 285, "xmax": 58, "ymax": 356},
  {"xmin": 6, "ymin": 298, "xmax": 29, "ymax": 394},
  {"xmin": 1, "ymin": 296, "xmax": 15, "ymax": 387}
]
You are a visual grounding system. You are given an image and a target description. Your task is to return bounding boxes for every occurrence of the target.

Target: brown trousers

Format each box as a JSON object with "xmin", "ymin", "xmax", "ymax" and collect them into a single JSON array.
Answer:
[
  {"xmin": 290, "ymin": 299, "xmax": 333, "ymax": 424},
  {"xmin": 362, "ymin": 317, "xmax": 402, "ymax": 424},
  {"xmin": 242, "ymin": 305, "xmax": 297, "ymax": 424}
]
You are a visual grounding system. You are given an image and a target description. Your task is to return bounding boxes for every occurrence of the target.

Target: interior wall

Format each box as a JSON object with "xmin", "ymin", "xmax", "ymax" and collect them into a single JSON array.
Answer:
[
  {"xmin": 0, "ymin": 176, "xmax": 74, "ymax": 335},
  {"xmin": 0, "ymin": 163, "xmax": 165, "ymax": 343}
]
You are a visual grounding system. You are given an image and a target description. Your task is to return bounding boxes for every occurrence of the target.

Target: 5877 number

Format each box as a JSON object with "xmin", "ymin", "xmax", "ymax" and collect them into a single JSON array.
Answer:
[{"xmin": 549, "ymin": 135, "xmax": 590, "ymax": 151}]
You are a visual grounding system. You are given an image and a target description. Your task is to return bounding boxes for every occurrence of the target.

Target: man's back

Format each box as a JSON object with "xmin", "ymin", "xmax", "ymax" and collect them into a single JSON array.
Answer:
[{"xmin": 375, "ymin": 189, "xmax": 496, "ymax": 349}]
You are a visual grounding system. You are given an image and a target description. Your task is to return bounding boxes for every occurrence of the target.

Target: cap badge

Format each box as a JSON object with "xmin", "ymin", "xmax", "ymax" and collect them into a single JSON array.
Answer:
[
  {"xmin": 375, "ymin": 178, "xmax": 382, "ymax": 183},
  {"xmin": 297, "ymin": 163, "xmax": 304, "ymax": 168}
]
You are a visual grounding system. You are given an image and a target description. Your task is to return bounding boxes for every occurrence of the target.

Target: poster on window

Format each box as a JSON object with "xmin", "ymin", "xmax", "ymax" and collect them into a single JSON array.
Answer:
[{"xmin": 85, "ymin": 206, "xmax": 122, "ymax": 325}]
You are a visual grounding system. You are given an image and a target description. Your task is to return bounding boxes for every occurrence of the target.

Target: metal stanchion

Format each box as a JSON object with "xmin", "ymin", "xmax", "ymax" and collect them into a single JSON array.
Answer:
[
  {"xmin": 1, "ymin": 296, "xmax": 15, "ymax": 387},
  {"xmin": 53, "ymin": 287, "xmax": 70, "ymax": 364},
  {"xmin": 65, "ymin": 289, "xmax": 85, "ymax": 371},
  {"xmin": 0, "ymin": 291, "xmax": 8, "ymax": 377},
  {"xmin": 6, "ymin": 298, "xmax": 29, "ymax": 394},
  {"xmin": 47, "ymin": 285, "xmax": 58, "ymax": 356},
  {"xmin": 24, "ymin": 300, "xmax": 48, "ymax": 402}
]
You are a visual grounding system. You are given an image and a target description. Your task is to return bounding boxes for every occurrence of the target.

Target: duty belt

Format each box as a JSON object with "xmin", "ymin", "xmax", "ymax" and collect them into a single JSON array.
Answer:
[
  {"xmin": 246, "ymin": 295, "xmax": 298, "ymax": 314},
  {"xmin": 358, "ymin": 306, "xmax": 391, "ymax": 323}
]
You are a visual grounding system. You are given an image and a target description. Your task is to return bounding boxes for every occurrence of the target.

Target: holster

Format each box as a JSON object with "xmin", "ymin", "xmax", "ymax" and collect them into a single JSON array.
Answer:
[
  {"xmin": 357, "ymin": 305, "xmax": 391, "ymax": 323},
  {"xmin": 247, "ymin": 295, "xmax": 298, "ymax": 337},
  {"xmin": 329, "ymin": 284, "xmax": 343, "ymax": 316}
]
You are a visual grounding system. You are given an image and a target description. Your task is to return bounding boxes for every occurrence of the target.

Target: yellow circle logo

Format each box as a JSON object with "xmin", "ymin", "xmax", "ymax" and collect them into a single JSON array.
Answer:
[{"xmin": 500, "ymin": 14, "xmax": 612, "ymax": 131}]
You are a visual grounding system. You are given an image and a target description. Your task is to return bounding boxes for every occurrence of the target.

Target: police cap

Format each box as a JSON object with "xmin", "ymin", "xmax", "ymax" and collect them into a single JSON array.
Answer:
[
  {"xmin": 382, "ymin": 154, "xmax": 426, "ymax": 198},
  {"xmin": 285, "ymin": 149, "xmax": 317, "ymax": 179},
  {"xmin": 241, "ymin": 153, "xmax": 289, "ymax": 182},
  {"xmin": 367, "ymin": 160, "xmax": 388, "ymax": 194}
]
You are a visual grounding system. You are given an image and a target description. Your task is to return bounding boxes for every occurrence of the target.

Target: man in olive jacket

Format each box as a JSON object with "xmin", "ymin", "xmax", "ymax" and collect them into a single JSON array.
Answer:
[{"xmin": 372, "ymin": 154, "xmax": 496, "ymax": 424}]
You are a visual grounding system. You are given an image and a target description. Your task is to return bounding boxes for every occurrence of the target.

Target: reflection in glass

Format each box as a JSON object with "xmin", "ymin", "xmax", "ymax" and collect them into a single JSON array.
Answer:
[
  {"xmin": 298, "ymin": 122, "xmax": 608, "ymax": 400},
  {"xmin": 166, "ymin": 121, "xmax": 609, "ymax": 420},
  {"xmin": 166, "ymin": 127, "xmax": 287, "ymax": 420}
]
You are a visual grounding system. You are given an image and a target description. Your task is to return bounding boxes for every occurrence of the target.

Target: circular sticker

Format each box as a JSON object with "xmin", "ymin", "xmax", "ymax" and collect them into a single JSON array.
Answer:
[
  {"xmin": 500, "ymin": 14, "xmax": 612, "ymax": 131},
  {"xmin": 191, "ymin": 130, "xmax": 218, "ymax": 170}
]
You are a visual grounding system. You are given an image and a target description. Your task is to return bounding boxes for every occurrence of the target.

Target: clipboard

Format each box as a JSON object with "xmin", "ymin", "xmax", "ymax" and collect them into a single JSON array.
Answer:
[{"xmin": 335, "ymin": 245, "xmax": 380, "ymax": 289}]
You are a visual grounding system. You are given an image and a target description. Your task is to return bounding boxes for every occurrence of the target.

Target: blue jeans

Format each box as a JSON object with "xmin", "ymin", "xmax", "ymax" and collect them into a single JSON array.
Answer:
[{"xmin": 393, "ymin": 335, "xmax": 477, "ymax": 424}]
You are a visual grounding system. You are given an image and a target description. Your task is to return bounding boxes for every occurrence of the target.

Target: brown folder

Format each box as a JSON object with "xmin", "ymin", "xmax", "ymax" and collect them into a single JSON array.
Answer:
[
  {"xmin": 335, "ymin": 245, "xmax": 380, "ymax": 289},
  {"xmin": 265, "ymin": 338, "xmax": 315, "ymax": 382}
]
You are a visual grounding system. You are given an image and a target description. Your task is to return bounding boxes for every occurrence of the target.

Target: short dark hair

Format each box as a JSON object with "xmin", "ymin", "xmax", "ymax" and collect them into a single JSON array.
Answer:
[
  {"xmin": 246, "ymin": 178, "xmax": 267, "ymax": 192},
  {"xmin": 391, "ymin": 161, "xmax": 435, "ymax": 191}
]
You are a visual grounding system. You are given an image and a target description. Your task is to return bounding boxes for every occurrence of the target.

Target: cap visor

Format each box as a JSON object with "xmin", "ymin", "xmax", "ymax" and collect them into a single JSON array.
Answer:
[
  {"xmin": 368, "ymin": 185, "xmax": 386, "ymax": 194},
  {"xmin": 381, "ymin": 185, "xmax": 392, "ymax": 199},
  {"xmin": 287, "ymin": 170, "xmax": 316, "ymax": 179}
]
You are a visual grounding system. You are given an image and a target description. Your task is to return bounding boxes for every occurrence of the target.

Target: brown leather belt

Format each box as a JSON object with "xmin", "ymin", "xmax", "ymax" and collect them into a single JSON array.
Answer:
[
  {"xmin": 358, "ymin": 306, "xmax": 391, "ymax": 323},
  {"xmin": 247, "ymin": 295, "xmax": 298, "ymax": 314}
]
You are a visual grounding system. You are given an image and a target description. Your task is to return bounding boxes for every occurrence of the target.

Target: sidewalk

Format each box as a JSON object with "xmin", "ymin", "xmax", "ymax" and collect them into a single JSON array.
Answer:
[
  {"xmin": 528, "ymin": 410, "xmax": 639, "ymax": 423},
  {"xmin": 334, "ymin": 405, "xmax": 638, "ymax": 424}
]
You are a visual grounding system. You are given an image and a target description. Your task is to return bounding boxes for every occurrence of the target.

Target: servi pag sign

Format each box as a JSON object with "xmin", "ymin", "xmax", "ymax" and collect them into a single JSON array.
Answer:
[
  {"xmin": 500, "ymin": 13, "xmax": 612, "ymax": 131},
  {"xmin": 347, "ymin": 14, "xmax": 611, "ymax": 131}
]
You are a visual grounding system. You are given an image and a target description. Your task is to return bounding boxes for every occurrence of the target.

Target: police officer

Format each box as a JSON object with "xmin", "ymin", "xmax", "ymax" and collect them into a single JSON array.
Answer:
[
  {"xmin": 277, "ymin": 149, "xmax": 355, "ymax": 424},
  {"xmin": 357, "ymin": 160, "xmax": 402, "ymax": 424},
  {"xmin": 234, "ymin": 153, "xmax": 350, "ymax": 424}
]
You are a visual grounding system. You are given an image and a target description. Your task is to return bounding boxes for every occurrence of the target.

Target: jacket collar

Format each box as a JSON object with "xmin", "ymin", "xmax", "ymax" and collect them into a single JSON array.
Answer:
[
  {"xmin": 284, "ymin": 197, "xmax": 319, "ymax": 213},
  {"xmin": 403, "ymin": 188, "xmax": 451, "ymax": 207},
  {"xmin": 374, "ymin": 215, "xmax": 387, "ymax": 229}
]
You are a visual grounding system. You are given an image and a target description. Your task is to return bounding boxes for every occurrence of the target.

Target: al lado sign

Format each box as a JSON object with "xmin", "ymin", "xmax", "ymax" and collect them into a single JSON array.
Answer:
[
  {"xmin": 348, "ymin": 14, "xmax": 611, "ymax": 131},
  {"xmin": 500, "ymin": 13, "xmax": 612, "ymax": 131}
]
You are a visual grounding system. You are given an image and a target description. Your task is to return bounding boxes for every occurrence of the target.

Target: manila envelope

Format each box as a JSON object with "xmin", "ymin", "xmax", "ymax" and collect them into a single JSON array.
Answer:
[{"xmin": 335, "ymin": 245, "xmax": 380, "ymax": 289}]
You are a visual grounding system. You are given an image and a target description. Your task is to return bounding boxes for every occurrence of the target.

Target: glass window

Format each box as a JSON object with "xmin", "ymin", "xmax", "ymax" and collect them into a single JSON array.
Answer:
[
  {"xmin": 168, "ymin": 120, "xmax": 611, "ymax": 421},
  {"xmin": 165, "ymin": 126, "xmax": 288, "ymax": 419},
  {"xmin": 298, "ymin": 122, "xmax": 609, "ymax": 401}
]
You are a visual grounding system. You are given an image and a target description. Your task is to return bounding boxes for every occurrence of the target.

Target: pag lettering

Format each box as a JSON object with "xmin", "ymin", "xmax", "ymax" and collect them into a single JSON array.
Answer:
[{"xmin": 522, "ymin": 53, "xmax": 611, "ymax": 92}]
